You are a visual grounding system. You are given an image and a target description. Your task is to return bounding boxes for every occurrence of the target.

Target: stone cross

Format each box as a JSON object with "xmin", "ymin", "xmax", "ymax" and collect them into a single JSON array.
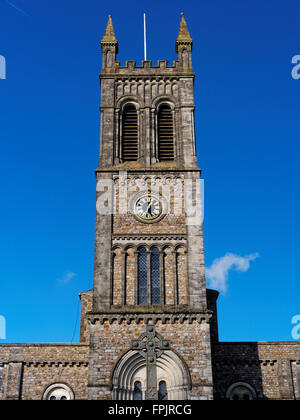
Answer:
[{"xmin": 131, "ymin": 325, "xmax": 170, "ymax": 400}]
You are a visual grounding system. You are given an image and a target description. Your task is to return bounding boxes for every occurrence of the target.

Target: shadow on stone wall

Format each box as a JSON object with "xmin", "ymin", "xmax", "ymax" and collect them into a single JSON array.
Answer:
[
  {"xmin": 207, "ymin": 289, "xmax": 265, "ymax": 400},
  {"xmin": 211, "ymin": 341, "xmax": 266, "ymax": 399}
]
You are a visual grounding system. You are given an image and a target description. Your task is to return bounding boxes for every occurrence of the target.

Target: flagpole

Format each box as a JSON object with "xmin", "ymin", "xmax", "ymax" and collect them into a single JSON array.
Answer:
[{"xmin": 144, "ymin": 13, "xmax": 147, "ymax": 61}]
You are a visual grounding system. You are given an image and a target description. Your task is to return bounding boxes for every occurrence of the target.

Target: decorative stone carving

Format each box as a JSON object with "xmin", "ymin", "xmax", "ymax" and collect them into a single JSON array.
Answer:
[{"xmin": 131, "ymin": 325, "xmax": 170, "ymax": 400}]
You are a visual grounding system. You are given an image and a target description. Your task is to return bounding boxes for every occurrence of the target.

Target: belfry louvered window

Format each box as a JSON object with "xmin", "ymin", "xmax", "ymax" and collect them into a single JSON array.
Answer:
[
  {"xmin": 122, "ymin": 105, "xmax": 138, "ymax": 161},
  {"xmin": 158, "ymin": 105, "xmax": 174, "ymax": 161}
]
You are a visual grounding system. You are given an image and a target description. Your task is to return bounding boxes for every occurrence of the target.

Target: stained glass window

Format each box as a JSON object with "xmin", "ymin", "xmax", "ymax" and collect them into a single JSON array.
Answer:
[
  {"xmin": 138, "ymin": 247, "xmax": 148, "ymax": 304},
  {"xmin": 151, "ymin": 247, "xmax": 161, "ymax": 304}
]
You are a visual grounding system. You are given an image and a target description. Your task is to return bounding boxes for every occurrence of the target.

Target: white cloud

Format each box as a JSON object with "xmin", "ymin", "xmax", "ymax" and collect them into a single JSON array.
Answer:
[
  {"xmin": 57, "ymin": 271, "xmax": 77, "ymax": 285},
  {"xmin": 206, "ymin": 252, "xmax": 259, "ymax": 294}
]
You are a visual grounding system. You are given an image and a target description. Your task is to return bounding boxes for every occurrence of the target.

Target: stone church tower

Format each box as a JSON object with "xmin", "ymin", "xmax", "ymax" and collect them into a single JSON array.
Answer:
[
  {"xmin": 87, "ymin": 13, "xmax": 214, "ymax": 400},
  {"xmin": 0, "ymin": 13, "xmax": 299, "ymax": 401}
]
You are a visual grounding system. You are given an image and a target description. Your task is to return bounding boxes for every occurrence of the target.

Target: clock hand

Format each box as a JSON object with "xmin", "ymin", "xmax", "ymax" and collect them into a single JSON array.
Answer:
[{"xmin": 146, "ymin": 199, "xmax": 153, "ymax": 213}]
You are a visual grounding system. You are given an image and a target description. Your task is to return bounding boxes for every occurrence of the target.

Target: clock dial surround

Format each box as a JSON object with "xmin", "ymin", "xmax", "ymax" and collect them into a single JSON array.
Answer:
[
  {"xmin": 131, "ymin": 192, "xmax": 167, "ymax": 224},
  {"xmin": 135, "ymin": 196, "xmax": 162, "ymax": 221}
]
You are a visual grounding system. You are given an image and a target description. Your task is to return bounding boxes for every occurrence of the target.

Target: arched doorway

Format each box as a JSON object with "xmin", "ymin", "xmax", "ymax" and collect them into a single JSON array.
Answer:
[{"xmin": 112, "ymin": 348, "xmax": 190, "ymax": 400}]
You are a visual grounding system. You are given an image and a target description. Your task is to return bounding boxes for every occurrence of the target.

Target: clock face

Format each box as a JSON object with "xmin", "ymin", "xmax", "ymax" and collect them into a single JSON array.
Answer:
[{"xmin": 134, "ymin": 195, "xmax": 162, "ymax": 221}]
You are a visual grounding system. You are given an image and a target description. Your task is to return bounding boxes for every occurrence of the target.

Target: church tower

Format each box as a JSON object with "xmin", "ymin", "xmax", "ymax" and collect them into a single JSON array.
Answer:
[{"xmin": 87, "ymin": 14, "xmax": 214, "ymax": 400}]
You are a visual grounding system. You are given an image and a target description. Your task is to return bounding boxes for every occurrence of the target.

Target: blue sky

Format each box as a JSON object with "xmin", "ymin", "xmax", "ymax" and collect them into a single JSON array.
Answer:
[{"xmin": 0, "ymin": 0, "xmax": 299, "ymax": 343}]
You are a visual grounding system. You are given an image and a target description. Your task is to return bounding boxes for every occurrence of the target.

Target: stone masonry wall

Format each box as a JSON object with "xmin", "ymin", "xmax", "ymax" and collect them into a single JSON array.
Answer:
[
  {"xmin": 88, "ymin": 319, "xmax": 213, "ymax": 400},
  {"xmin": 112, "ymin": 176, "xmax": 187, "ymax": 236},
  {"xmin": 110, "ymin": 174, "xmax": 189, "ymax": 308},
  {"xmin": 212, "ymin": 341, "xmax": 300, "ymax": 400},
  {"xmin": 0, "ymin": 344, "xmax": 89, "ymax": 400},
  {"xmin": 79, "ymin": 290, "xmax": 93, "ymax": 343},
  {"xmin": 0, "ymin": 291, "xmax": 299, "ymax": 400}
]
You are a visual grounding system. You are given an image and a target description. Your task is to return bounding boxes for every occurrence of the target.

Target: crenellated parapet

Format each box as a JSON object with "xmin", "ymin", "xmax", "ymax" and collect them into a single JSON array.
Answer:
[{"xmin": 101, "ymin": 59, "xmax": 194, "ymax": 76}]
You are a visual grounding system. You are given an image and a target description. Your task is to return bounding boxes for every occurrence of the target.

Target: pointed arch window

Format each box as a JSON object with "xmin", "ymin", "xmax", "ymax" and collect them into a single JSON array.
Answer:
[
  {"xmin": 150, "ymin": 247, "xmax": 161, "ymax": 304},
  {"xmin": 158, "ymin": 105, "xmax": 174, "ymax": 161},
  {"xmin": 122, "ymin": 105, "xmax": 138, "ymax": 161},
  {"xmin": 137, "ymin": 247, "xmax": 147, "ymax": 304}
]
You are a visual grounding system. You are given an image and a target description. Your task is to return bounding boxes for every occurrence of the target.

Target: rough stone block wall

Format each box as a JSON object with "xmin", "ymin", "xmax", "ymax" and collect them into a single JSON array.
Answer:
[
  {"xmin": 0, "ymin": 362, "xmax": 22, "ymax": 400},
  {"xmin": 112, "ymin": 247, "xmax": 123, "ymax": 305},
  {"xmin": 125, "ymin": 248, "xmax": 136, "ymax": 305},
  {"xmin": 88, "ymin": 319, "xmax": 213, "ymax": 400},
  {"xmin": 177, "ymin": 247, "xmax": 188, "ymax": 305},
  {"xmin": 0, "ymin": 299, "xmax": 298, "ymax": 400},
  {"xmin": 109, "ymin": 175, "xmax": 189, "ymax": 308},
  {"xmin": 0, "ymin": 344, "xmax": 89, "ymax": 400},
  {"xmin": 112, "ymin": 177, "xmax": 187, "ymax": 236},
  {"xmin": 79, "ymin": 290, "xmax": 93, "ymax": 343},
  {"xmin": 211, "ymin": 342, "xmax": 300, "ymax": 400},
  {"xmin": 21, "ymin": 364, "xmax": 88, "ymax": 400},
  {"xmin": 291, "ymin": 361, "xmax": 300, "ymax": 399},
  {"xmin": 164, "ymin": 247, "xmax": 175, "ymax": 304}
]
